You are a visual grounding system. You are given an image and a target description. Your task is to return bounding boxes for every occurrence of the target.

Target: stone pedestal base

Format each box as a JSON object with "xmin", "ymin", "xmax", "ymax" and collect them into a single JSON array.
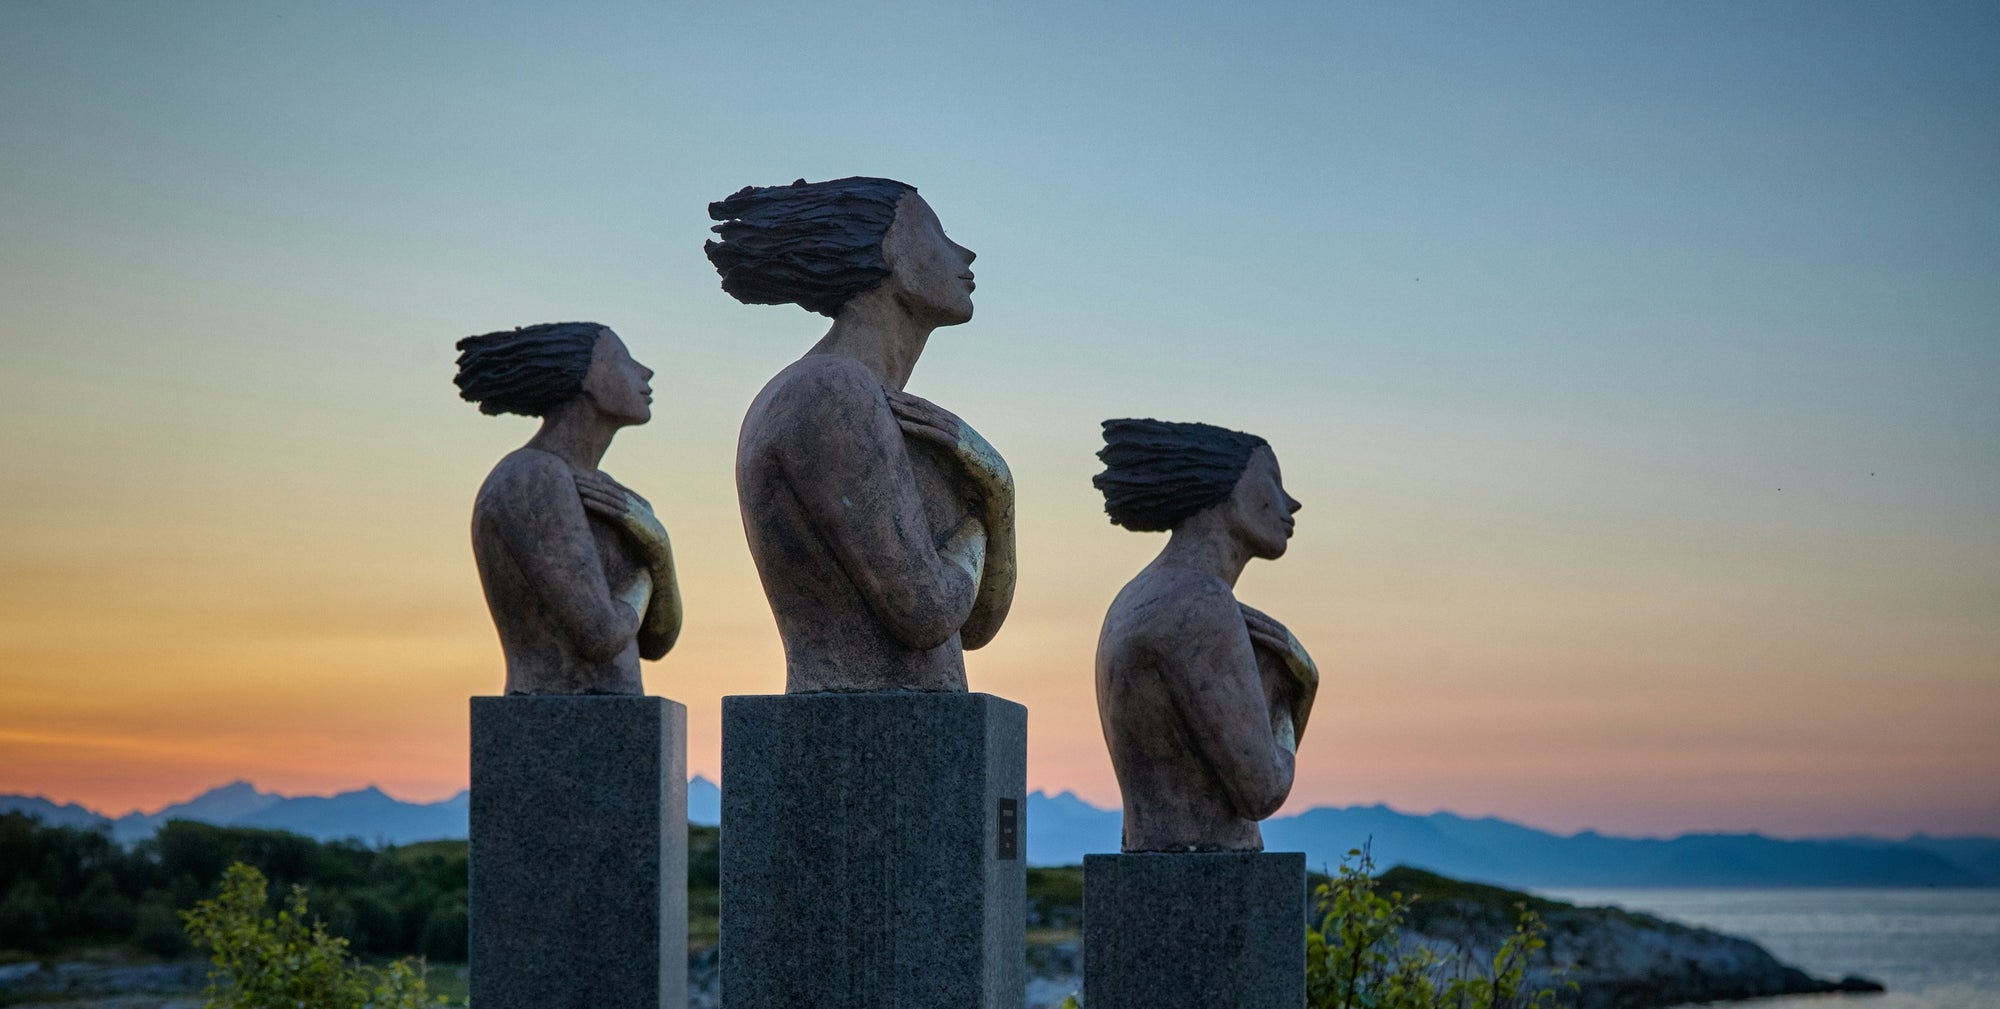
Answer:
[
  {"xmin": 470, "ymin": 695, "xmax": 687, "ymax": 1009},
  {"xmin": 720, "ymin": 691, "xmax": 1027, "ymax": 1009},
  {"xmin": 1084, "ymin": 851, "xmax": 1306, "ymax": 1009}
]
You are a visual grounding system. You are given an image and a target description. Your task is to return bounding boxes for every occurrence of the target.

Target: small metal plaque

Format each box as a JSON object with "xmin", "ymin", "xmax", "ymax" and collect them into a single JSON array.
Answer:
[{"xmin": 996, "ymin": 797, "xmax": 1019, "ymax": 860}]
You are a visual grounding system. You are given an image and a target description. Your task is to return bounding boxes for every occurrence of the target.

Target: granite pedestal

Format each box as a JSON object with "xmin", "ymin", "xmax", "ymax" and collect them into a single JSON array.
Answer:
[
  {"xmin": 720, "ymin": 691, "xmax": 1027, "ymax": 1009},
  {"xmin": 1084, "ymin": 851, "xmax": 1306, "ymax": 1009},
  {"xmin": 470, "ymin": 695, "xmax": 687, "ymax": 1009}
]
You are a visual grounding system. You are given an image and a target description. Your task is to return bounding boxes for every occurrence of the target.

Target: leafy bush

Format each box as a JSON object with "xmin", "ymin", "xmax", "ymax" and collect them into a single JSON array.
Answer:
[
  {"xmin": 417, "ymin": 899, "xmax": 469, "ymax": 963},
  {"xmin": 0, "ymin": 880, "xmax": 54, "ymax": 953},
  {"xmin": 1308, "ymin": 847, "xmax": 1569, "ymax": 1009},
  {"xmin": 181, "ymin": 862, "xmax": 446, "ymax": 1009},
  {"xmin": 1027, "ymin": 867, "xmax": 1085, "ymax": 929},
  {"xmin": 133, "ymin": 900, "xmax": 192, "ymax": 957},
  {"xmin": 0, "ymin": 813, "xmax": 480, "ymax": 961}
]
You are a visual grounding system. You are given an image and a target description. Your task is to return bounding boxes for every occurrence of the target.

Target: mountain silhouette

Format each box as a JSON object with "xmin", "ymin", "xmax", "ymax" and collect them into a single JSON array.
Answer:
[{"xmin": 6, "ymin": 783, "xmax": 1994, "ymax": 887}]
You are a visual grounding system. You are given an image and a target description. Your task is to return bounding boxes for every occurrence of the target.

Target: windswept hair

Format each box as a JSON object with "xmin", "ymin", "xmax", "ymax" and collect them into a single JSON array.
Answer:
[
  {"xmin": 1093, "ymin": 418, "xmax": 1269, "ymax": 532},
  {"xmin": 453, "ymin": 321, "xmax": 605, "ymax": 417},
  {"xmin": 705, "ymin": 176, "xmax": 917, "ymax": 317}
]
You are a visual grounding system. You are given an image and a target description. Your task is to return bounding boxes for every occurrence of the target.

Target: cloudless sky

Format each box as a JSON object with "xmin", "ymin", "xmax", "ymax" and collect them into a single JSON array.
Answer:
[{"xmin": 2, "ymin": 1, "xmax": 1996, "ymax": 838}]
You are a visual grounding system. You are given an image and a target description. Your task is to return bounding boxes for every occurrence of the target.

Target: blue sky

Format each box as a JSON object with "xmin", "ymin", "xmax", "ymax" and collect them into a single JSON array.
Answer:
[{"xmin": 2, "ymin": 1, "xmax": 1996, "ymax": 835}]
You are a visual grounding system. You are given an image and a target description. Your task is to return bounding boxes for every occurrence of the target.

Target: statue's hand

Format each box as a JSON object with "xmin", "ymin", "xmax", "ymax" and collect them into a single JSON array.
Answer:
[
  {"xmin": 1240, "ymin": 603, "xmax": 1319, "ymax": 690},
  {"xmin": 886, "ymin": 389, "xmax": 1013, "ymax": 497},
  {"xmin": 576, "ymin": 471, "xmax": 670, "ymax": 554},
  {"xmin": 887, "ymin": 388, "xmax": 1016, "ymax": 649}
]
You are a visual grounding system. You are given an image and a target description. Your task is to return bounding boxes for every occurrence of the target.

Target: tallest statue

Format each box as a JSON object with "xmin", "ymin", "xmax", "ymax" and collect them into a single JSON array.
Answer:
[
  {"xmin": 706, "ymin": 177, "xmax": 1028, "ymax": 1009},
  {"xmin": 707, "ymin": 176, "xmax": 1017, "ymax": 692}
]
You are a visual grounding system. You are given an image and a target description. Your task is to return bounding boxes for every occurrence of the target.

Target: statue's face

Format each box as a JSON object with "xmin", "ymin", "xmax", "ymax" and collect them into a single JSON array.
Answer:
[
  {"xmin": 580, "ymin": 329, "xmax": 654, "ymax": 426},
  {"xmin": 881, "ymin": 192, "xmax": 977, "ymax": 326},
  {"xmin": 1224, "ymin": 446, "xmax": 1301, "ymax": 561}
]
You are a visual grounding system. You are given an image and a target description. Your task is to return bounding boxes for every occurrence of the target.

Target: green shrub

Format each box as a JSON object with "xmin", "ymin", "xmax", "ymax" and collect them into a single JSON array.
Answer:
[
  {"xmin": 417, "ymin": 899, "xmax": 468, "ymax": 963},
  {"xmin": 181, "ymin": 862, "xmax": 446, "ymax": 1009},
  {"xmin": 133, "ymin": 901, "xmax": 192, "ymax": 957},
  {"xmin": 1307, "ymin": 847, "xmax": 1570, "ymax": 1009},
  {"xmin": 76, "ymin": 870, "xmax": 139, "ymax": 936},
  {"xmin": 0, "ymin": 881, "xmax": 54, "ymax": 953},
  {"xmin": 1027, "ymin": 867, "xmax": 1085, "ymax": 929},
  {"xmin": 0, "ymin": 814, "xmax": 475, "ymax": 961}
]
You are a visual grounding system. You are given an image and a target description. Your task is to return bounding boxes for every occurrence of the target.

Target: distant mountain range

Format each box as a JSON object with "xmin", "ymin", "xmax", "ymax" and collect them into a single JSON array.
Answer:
[
  {"xmin": 7, "ymin": 781, "xmax": 1995, "ymax": 889},
  {"xmin": 1, "ymin": 781, "xmax": 469, "ymax": 846},
  {"xmin": 1026, "ymin": 791, "xmax": 2000, "ymax": 888}
]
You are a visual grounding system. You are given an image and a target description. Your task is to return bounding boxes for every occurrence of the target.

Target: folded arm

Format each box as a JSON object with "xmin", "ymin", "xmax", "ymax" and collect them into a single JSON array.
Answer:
[
  {"xmin": 1160, "ymin": 587, "xmax": 1297, "ymax": 822},
  {"xmin": 887, "ymin": 389, "xmax": 1016, "ymax": 649},
  {"xmin": 780, "ymin": 369, "xmax": 982, "ymax": 651},
  {"xmin": 1241, "ymin": 603, "xmax": 1319, "ymax": 745},
  {"xmin": 576, "ymin": 472, "xmax": 683, "ymax": 660},
  {"xmin": 492, "ymin": 454, "xmax": 639, "ymax": 664}
]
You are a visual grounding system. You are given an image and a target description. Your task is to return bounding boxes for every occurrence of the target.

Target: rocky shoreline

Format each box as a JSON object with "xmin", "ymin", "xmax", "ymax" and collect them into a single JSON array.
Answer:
[
  {"xmin": 0, "ymin": 961, "xmax": 204, "ymax": 1007},
  {"xmin": 1380, "ymin": 867, "xmax": 1884, "ymax": 1009}
]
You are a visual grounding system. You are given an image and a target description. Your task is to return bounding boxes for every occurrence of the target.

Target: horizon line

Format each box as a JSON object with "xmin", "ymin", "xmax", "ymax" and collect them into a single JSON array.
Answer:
[{"xmin": 7, "ymin": 777, "xmax": 1994, "ymax": 845}]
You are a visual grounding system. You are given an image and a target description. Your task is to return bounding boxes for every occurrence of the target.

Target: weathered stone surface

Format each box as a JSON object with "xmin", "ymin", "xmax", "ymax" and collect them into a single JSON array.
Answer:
[
  {"xmin": 1083, "ymin": 851, "xmax": 1306, "ymax": 1009},
  {"xmin": 470, "ymin": 695, "xmax": 687, "ymax": 1009},
  {"xmin": 719, "ymin": 691, "xmax": 1026, "ymax": 1009},
  {"xmin": 709, "ymin": 179, "xmax": 1016, "ymax": 693},
  {"xmin": 1093, "ymin": 420, "xmax": 1319, "ymax": 852},
  {"xmin": 457, "ymin": 323, "xmax": 682, "ymax": 695}
]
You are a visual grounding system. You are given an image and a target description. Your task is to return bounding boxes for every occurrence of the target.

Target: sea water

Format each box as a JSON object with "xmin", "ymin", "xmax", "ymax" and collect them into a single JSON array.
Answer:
[{"xmin": 1542, "ymin": 888, "xmax": 2000, "ymax": 1009}]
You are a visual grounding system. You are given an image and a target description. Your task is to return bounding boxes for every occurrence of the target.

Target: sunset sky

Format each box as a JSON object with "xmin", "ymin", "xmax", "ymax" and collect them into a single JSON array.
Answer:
[{"xmin": 2, "ymin": 1, "xmax": 1995, "ymax": 839}]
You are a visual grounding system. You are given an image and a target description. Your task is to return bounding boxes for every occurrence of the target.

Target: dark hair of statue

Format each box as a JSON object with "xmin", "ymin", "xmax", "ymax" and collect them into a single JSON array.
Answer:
[
  {"xmin": 453, "ymin": 322, "xmax": 607, "ymax": 417},
  {"xmin": 1093, "ymin": 418, "xmax": 1270, "ymax": 532},
  {"xmin": 704, "ymin": 176, "xmax": 918, "ymax": 317}
]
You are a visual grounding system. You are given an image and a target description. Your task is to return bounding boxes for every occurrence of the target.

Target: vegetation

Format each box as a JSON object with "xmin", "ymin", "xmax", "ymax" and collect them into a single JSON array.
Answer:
[
  {"xmin": 181, "ymin": 863, "xmax": 445, "ymax": 1009},
  {"xmin": 1054, "ymin": 848, "xmax": 1571, "ymax": 1009},
  {"xmin": 0, "ymin": 812, "xmax": 467, "ymax": 961},
  {"xmin": 689, "ymin": 822, "xmax": 719, "ymax": 946},
  {"xmin": 1307, "ymin": 846, "xmax": 1569, "ymax": 1009},
  {"xmin": 8, "ymin": 812, "xmax": 1568, "ymax": 1009},
  {"xmin": 0, "ymin": 811, "xmax": 725, "ymax": 961}
]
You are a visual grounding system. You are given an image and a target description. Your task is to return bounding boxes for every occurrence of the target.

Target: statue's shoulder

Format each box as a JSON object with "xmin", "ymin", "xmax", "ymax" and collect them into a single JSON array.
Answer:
[
  {"xmin": 475, "ymin": 448, "xmax": 575, "ymax": 517},
  {"xmin": 757, "ymin": 354, "xmax": 888, "ymax": 415},
  {"xmin": 744, "ymin": 356, "xmax": 894, "ymax": 465},
  {"xmin": 1111, "ymin": 566, "xmax": 1238, "ymax": 649}
]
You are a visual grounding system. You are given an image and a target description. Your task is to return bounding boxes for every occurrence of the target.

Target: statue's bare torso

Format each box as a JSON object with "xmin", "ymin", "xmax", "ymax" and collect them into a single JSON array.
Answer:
[
  {"xmin": 738, "ymin": 354, "xmax": 980, "ymax": 692},
  {"xmin": 1097, "ymin": 565, "xmax": 1299, "ymax": 851},
  {"xmin": 472, "ymin": 449, "xmax": 651, "ymax": 695}
]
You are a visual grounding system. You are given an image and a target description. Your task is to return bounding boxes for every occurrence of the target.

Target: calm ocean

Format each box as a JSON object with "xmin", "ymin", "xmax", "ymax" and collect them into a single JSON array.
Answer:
[{"xmin": 1542, "ymin": 888, "xmax": 2000, "ymax": 1009}]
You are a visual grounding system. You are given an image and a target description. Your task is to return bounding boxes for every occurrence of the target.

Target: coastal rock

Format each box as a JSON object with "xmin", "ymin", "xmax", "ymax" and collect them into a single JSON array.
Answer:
[{"xmin": 1382, "ymin": 867, "xmax": 1885, "ymax": 1009}]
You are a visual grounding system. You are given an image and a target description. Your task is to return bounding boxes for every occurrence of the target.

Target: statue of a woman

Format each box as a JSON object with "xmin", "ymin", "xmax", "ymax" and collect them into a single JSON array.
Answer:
[
  {"xmin": 454, "ymin": 322, "xmax": 682, "ymax": 695},
  {"xmin": 1092, "ymin": 419, "xmax": 1319, "ymax": 852},
  {"xmin": 707, "ymin": 177, "xmax": 1017, "ymax": 693}
]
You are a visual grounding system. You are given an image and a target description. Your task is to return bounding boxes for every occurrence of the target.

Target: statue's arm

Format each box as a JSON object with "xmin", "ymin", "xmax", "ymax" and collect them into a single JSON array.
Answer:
[
  {"xmin": 489, "ymin": 455, "xmax": 639, "ymax": 663},
  {"xmin": 1159, "ymin": 588, "xmax": 1297, "ymax": 821},
  {"xmin": 575, "ymin": 472, "xmax": 683, "ymax": 660},
  {"xmin": 887, "ymin": 390, "xmax": 1016, "ymax": 648},
  {"xmin": 1241, "ymin": 603, "xmax": 1319, "ymax": 745},
  {"xmin": 779, "ymin": 371, "xmax": 982, "ymax": 650},
  {"xmin": 634, "ymin": 557, "xmax": 683, "ymax": 660}
]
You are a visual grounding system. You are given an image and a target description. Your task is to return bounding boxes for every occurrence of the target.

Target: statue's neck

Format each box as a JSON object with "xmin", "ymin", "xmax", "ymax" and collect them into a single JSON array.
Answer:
[
  {"xmin": 527, "ymin": 401, "xmax": 617, "ymax": 473},
  {"xmin": 810, "ymin": 292, "xmax": 935, "ymax": 391},
  {"xmin": 1156, "ymin": 520, "xmax": 1252, "ymax": 589}
]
